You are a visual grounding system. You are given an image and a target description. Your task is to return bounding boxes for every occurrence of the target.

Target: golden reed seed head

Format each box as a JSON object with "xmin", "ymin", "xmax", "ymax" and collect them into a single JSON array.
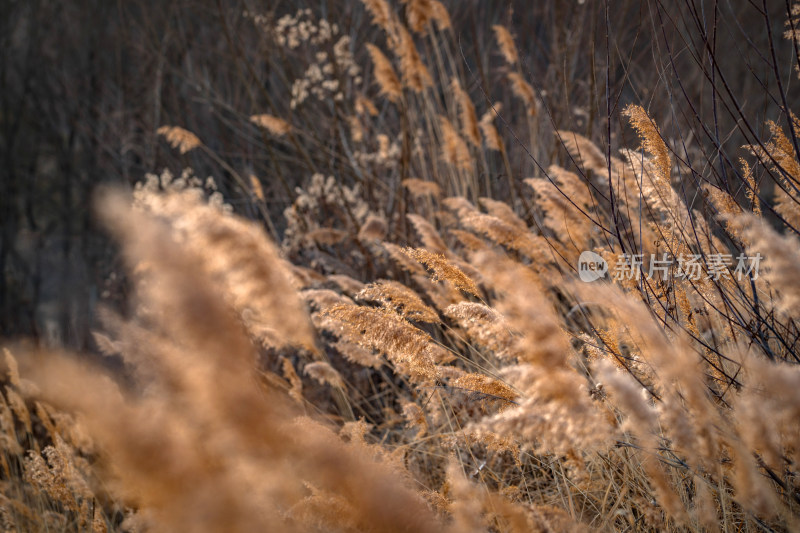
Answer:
[
  {"xmin": 333, "ymin": 340, "xmax": 383, "ymax": 369},
  {"xmin": 492, "ymin": 24, "xmax": 518, "ymax": 65},
  {"xmin": 438, "ymin": 115, "xmax": 472, "ymax": 171},
  {"xmin": 429, "ymin": 1, "xmax": 451, "ymax": 30},
  {"xmin": 304, "ymin": 361, "xmax": 345, "ymax": 388},
  {"xmin": 704, "ymin": 184, "xmax": 743, "ymax": 240},
  {"xmin": 759, "ymin": 120, "xmax": 800, "ymax": 227},
  {"xmin": 366, "ymin": 44, "xmax": 403, "ymax": 103},
  {"xmin": 451, "ymin": 78, "xmax": 481, "ymax": 147},
  {"xmin": 361, "ymin": 0, "xmax": 393, "ymax": 33},
  {"xmin": 250, "ymin": 114, "xmax": 292, "ymax": 136},
  {"xmin": 402, "ymin": 0, "xmax": 451, "ymax": 34},
  {"xmin": 479, "ymin": 105, "xmax": 503, "ymax": 151},
  {"xmin": 357, "ymin": 279, "xmax": 440, "ymax": 323},
  {"xmin": 156, "ymin": 126, "xmax": 202, "ymax": 154},
  {"xmin": 397, "ymin": 26, "xmax": 433, "ymax": 92},
  {"xmin": 452, "ymin": 373, "xmax": 517, "ymax": 406},
  {"xmin": 460, "ymin": 211, "xmax": 548, "ymax": 260},
  {"xmin": 402, "ymin": 247, "xmax": 480, "ymax": 297},
  {"xmin": 324, "ymin": 302, "xmax": 440, "ymax": 382},
  {"xmin": 3, "ymin": 348, "xmax": 21, "ymax": 390},
  {"xmin": 249, "ymin": 175, "xmax": 265, "ymax": 202},
  {"xmin": 103, "ymin": 189, "xmax": 318, "ymax": 352},
  {"xmin": 622, "ymin": 104, "xmax": 671, "ymax": 184},
  {"xmin": 307, "ymin": 227, "xmax": 349, "ymax": 246},
  {"xmin": 739, "ymin": 157, "xmax": 761, "ymax": 216},
  {"xmin": 407, "ymin": 213, "xmax": 448, "ymax": 254},
  {"xmin": 402, "ymin": 178, "xmax": 441, "ymax": 199},
  {"xmin": 355, "ymin": 94, "xmax": 379, "ymax": 116},
  {"xmin": 479, "ymin": 197, "xmax": 528, "ymax": 231},
  {"xmin": 557, "ymin": 129, "xmax": 607, "ymax": 173},
  {"xmin": 358, "ymin": 213, "xmax": 388, "ymax": 241},
  {"xmin": 444, "ymin": 301, "xmax": 515, "ymax": 357},
  {"xmin": 507, "ymin": 73, "xmax": 537, "ymax": 116}
]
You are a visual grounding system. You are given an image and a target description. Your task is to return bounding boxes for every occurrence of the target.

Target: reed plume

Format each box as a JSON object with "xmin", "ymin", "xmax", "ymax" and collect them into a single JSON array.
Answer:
[
  {"xmin": 402, "ymin": 0, "xmax": 451, "ymax": 34},
  {"xmin": 324, "ymin": 302, "xmax": 442, "ymax": 381},
  {"xmin": 492, "ymin": 25, "xmax": 518, "ymax": 65},
  {"xmin": 366, "ymin": 44, "xmax": 403, "ymax": 103},
  {"xmin": 438, "ymin": 115, "xmax": 472, "ymax": 171},
  {"xmin": 479, "ymin": 105, "xmax": 503, "ymax": 151},
  {"xmin": 451, "ymin": 78, "xmax": 481, "ymax": 147},
  {"xmin": 402, "ymin": 247, "xmax": 480, "ymax": 297},
  {"xmin": 397, "ymin": 26, "xmax": 433, "ymax": 92},
  {"xmin": 156, "ymin": 126, "xmax": 202, "ymax": 154},
  {"xmin": 507, "ymin": 73, "xmax": 537, "ymax": 116},
  {"xmin": 357, "ymin": 279, "xmax": 440, "ymax": 323},
  {"xmin": 250, "ymin": 114, "xmax": 292, "ymax": 136},
  {"xmin": 7, "ymin": 5, "xmax": 800, "ymax": 531}
]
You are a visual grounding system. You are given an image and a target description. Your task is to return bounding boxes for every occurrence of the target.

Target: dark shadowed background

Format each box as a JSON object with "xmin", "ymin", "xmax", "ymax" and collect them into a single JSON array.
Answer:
[{"xmin": 1, "ymin": 0, "xmax": 796, "ymax": 349}]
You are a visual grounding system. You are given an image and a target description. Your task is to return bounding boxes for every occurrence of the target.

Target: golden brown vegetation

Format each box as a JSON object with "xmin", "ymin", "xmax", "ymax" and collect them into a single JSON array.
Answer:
[{"xmin": 4, "ymin": 2, "xmax": 800, "ymax": 532}]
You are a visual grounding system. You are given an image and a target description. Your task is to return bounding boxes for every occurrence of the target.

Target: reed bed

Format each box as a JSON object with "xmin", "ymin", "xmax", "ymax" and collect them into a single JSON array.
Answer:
[{"xmin": 3, "ymin": 1, "xmax": 800, "ymax": 531}]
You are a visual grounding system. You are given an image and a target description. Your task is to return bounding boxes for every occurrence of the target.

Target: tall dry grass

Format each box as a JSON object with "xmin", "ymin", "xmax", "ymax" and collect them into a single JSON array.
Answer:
[{"xmin": 3, "ymin": 1, "xmax": 800, "ymax": 531}]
